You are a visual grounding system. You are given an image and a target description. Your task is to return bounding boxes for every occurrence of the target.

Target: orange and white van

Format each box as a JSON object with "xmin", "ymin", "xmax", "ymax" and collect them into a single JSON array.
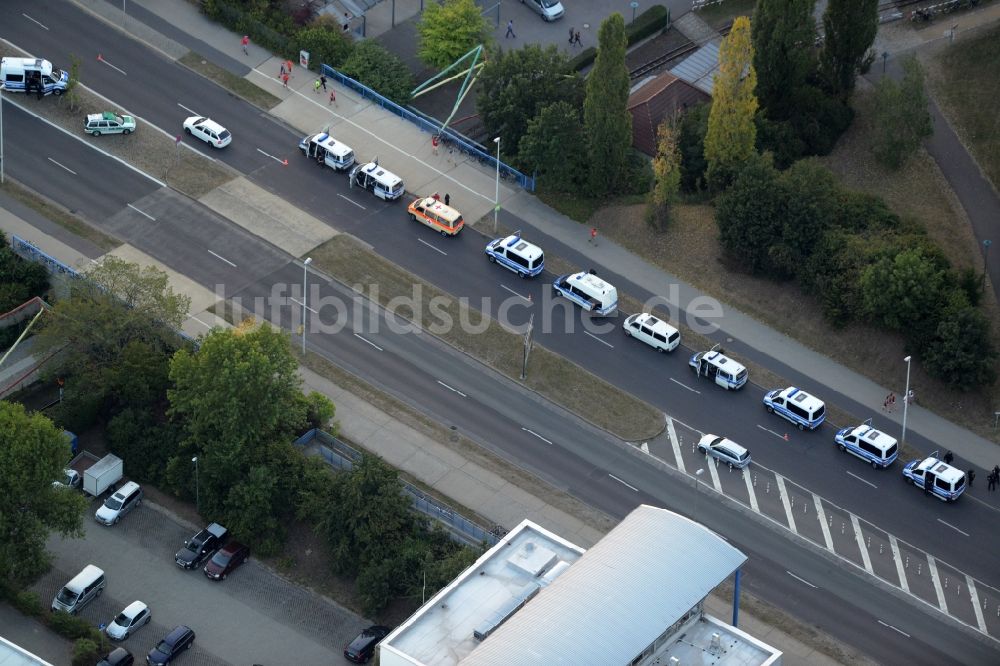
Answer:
[{"xmin": 407, "ymin": 196, "xmax": 464, "ymax": 236}]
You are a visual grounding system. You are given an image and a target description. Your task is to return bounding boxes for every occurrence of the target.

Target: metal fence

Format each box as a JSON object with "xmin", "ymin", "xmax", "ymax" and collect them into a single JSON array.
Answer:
[
  {"xmin": 319, "ymin": 64, "xmax": 536, "ymax": 192},
  {"xmin": 294, "ymin": 428, "xmax": 502, "ymax": 547}
]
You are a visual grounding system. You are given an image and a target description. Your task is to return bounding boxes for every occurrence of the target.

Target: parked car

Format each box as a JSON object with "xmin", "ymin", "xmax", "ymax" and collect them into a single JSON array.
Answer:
[
  {"xmin": 183, "ymin": 116, "xmax": 231, "ymax": 148},
  {"xmin": 106, "ymin": 600, "xmax": 151, "ymax": 640},
  {"xmin": 97, "ymin": 647, "xmax": 134, "ymax": 666},
  {"xmin": 84, "ymin": 111, "xmax": 135, "ymax": 136},
  {"xmin": 344, "ymin": 625, "xmax": 390, "ymax": 663},
  {"xmin": 175, "ymin": 523, "xmax": 227, "ymax": 569},
  {"xmin": 203, "ymin": 541, "xmax": 249, "ymax": 581},
  {"xmin": 622, "ymin": 312, "xmax": 680, "ymax": 353},
  {"xmin": 522, "ymin": 0, "xmax": 565, "ymax": 21},
  {"xmin": 146, "ymin": 625, "xmax": 195, "ymax": 665},
  {"xmin": 697, "ymin": 434, "xmax": 751, "ymax": 469},
  {"xmin": 95, "ymin": 481, "xmax": 143, "ymax": 526}
]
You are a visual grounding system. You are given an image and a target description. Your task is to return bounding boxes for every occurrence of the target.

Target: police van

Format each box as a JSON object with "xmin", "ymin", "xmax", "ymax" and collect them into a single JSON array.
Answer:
[
  {"xmin": 485, "ymin": 232, "xmax": 544, "ymax": 277},
  {"xmin": 408, "ymin": 196, "xmax": 464, "ymax": 236},
  {"xmin": 763, "ymin": 386, "xmax": 826, "ymax": 430},
  {"xmin": 299, "ymin": 132, "xmax": 355, "ymax": 171},
  {"xmin": 1, "ymin": 57, "xmax": 69, "ymax": 95},
  {"xmin": 552, "ymin": 271, "xmax": 617, "ymax": 316},
  {"xmin": 623, "ymin": 313, "xmax": 680, "ymax": 353},
  {"xmin": 902, "ymin": 452, "xmax": 966, "ymax": 501},
  {"xmin": 689, "ymin": 347, "xmax": 747, "ymax": 390},
  {"xmin": 349, "ymin": 160, "xmax": 404, "ymax": 201},
  {"xmin": 834, "ymin": 421, "xmax": 898, "ymax": 468}
]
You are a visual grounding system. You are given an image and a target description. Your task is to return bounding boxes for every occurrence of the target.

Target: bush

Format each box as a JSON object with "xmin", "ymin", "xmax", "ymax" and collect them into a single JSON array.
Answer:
[
  {"xmin": 621, "ymin": 150, "xmax": 655, "ymax": 195},
  {"xmin": 626, "ymin": 5, "xmax": 669, "ymax": 44},
  {"xmin": 921, "ymin": 303, "xmax": 998, "ymax": 390},
  {"xmin": 860, "ymin": 248, "xmax": 948, "ymax": 333},
  {"xmin": 295, "ymin": 25, "xmax": 354, "ymax": 70},
  {"xmin": 340, "ymin": 40, "xmax": 413, "ymax": 105},
  {"xmin": 567, "ymin": 46, "xmax": 597, "ymax": 71},
  {"xmin": 677, "ymin": 104, "xmax": 710, "ymax": 194},
  {"xmin": 13, "ymin": 590, "xmax": 43, "ymax": 617},
  {"xmin": 715, "ymin": 154, "xmax": 784, "ymax": 274},
  {"xmin": 106, "ymin": 408, "xmax": 179, "ymax": 484},
  {"xmin": 48, "ymin": 611, "xmax": 100, "ymax": 641},
  {"xmin": 72, "ymin": 638, "xmax": 100, "ymax": 666}
]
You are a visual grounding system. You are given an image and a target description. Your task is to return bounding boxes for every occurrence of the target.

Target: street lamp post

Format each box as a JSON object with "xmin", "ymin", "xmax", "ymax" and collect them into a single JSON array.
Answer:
[
  {"xmin": 901, "ymin": 356, "xmax": 912, "ymax": 445},
  {"xmin": 302, "ymin": 257, "xmax": 312, "ymax": 354},
  {"xmin": 192, "ymin": 456, "xmax": 199, "ymax": 512},
  {"xmin": 1, "ymin": 81, "xmax": 5, "ymax": 185},
  {"xmin": 493, "ymin": 136, "xmax": 500, "ymax": 234}
]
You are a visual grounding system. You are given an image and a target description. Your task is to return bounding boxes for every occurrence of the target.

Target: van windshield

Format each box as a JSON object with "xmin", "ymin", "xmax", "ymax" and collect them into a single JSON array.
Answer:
[
  {"xmin": 104, "ymin": 497, "xmax": 123, "ymax": 510},
  {"xmin": 56, "ymin": 587, "xmax": 78, "ymax": 604}
]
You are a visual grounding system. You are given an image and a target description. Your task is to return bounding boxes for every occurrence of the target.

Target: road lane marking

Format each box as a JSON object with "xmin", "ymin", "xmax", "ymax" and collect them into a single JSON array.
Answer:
[
  {"xmin": 756, "ymin": 424, "xmax": 787, "ymax": 439},
  {"xmin": 584, "ymin": 331, "xmax": 613, "ymax": 348},
  {"xmin": 967, "ymin": 575, "xmax": 987, "ymax": 632},
  {"xmin": 775, "ymin": 476, "xmax": 797, "ymax": 533},
  {"xmin": 127, "ymin": 203, "xmax": 155, "ymax": 221},
  {"xmin": 437, "ymin": 380, "xmax": 467, "ymax": 398},
  {"xmin": 22, "ymin": 13, "xmax": 49, "ymax": 29},
  {"xmin": 927, "ymin": 556, "xmax": 949, "ymax": 614},
  {"xmin": 889, "ymin": 535, "xmax": 909, "ymax": 593},
  {"xmin": 97, "ymin": 55, "xmax": 127, "ymax": 76},
  {"xmin": 877, "ymin": 620, "xmax": 910, "ymax": 637},
  {"xmin": 417, "ymin": 238, "xmax": 447, "ymax": 255},
  {"xmin": 666, "ymin": 417, "xmax": 684, "ymax": 474},
  {"xmin": 785, "ymin": 571, "xmax": 817, "ymax": 588},
  {"xmin": 846, "ymin": 471, "xmax": 877, "ymax": 489},
  {"xmin": 814, "ymin": 495, "xmax": 833, "ymax": 551},
  {"xmin": 669, "ymin": 377, "xmax": 700, "ymax": 393},
  {"xmin": 936, "ymin": 519, "xmax": 969, "ymax": 537},
  {"xmin": 207, "ymin": 249, "xmax": 236, "ymax": 267},
  {"xmin": 609, "ymin": 474, "xmax": 638, "ymax": 492},
  {"xmin": 500, "ymin": 284, "xmax": 531, "ymax": 302},
  {"xmin": 255, "ymin": 148, "xmax": 286, "ymax": 164},
  {"xmin": 177, "ymin": 103, "xmax": 200, "ymax": 115},
  {"xmin": 47, "ymin": 158, "xmax": 76, "ymax": 174},
  {"xmin": 521, "ymin": 428, "xmax": 552, "ymax": 445},
  {"xmin": 744, "ymin": 469, "xmax": 759, "ymax": 513},
  {"xmin": 851, "ymin": 514, "xmax": 873, "ymax": 574},
  {"xmin": 353, "ymin": 333, "xmax": 383, "ymax": 351},
  {"xmin": 289, "ymin": 297, "xmax": 318, "ymax": 314},
  {"xmin": 338, "ymin": 193, "xmax": 366, "ymax": 210},
  {"xmin": 705, "ymin": 452, "xmax": 721, "ymax": 489}
]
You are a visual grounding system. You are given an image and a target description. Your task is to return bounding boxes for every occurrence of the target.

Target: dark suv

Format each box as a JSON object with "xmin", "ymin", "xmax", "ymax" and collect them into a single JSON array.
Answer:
[
  {"xmin": 175, "ymin": 523, "xmax": 227, "ymax": 569},
  {"xmin": 146, "ymin": 625, "xmax": 195, "ymax": 665},
  {"xmin": 344, "ymin": 625, "xmax": 390, "ymax": 663}
]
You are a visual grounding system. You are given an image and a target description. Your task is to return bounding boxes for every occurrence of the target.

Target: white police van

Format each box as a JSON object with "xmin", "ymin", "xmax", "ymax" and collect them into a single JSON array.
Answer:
[
  {"xmin": 485, "ymin": 232, "xmax": 544, "ymax": 278},
  {"xmin": 834, "ymin": 421, "xmax": 898, "ymax": 468},
  {"xmin": 1, "ymin": 57, "xmax": 69, "ymax": 95},
  {"xmin": 299, "ymin": 132, "xmax": 355, "ymax": 171},
  {"xmin": 552, "ymin": 271, "xmax": 617, "ymax": 316},
  {"xmin": 902, "ymin": 452, "xmax": 966, "ymax": 501},
  {"xmin": 349, "ymin": 160, "xmax": 404, "ymax": 200},
  {"xmin": 763, "ymin": 386, "xmax": 826, "ymax": 430},
  {"xmin": 623, "ymin": 313, "xmax": 680, "ymax": 353},
  {"xmin": 689, "ymin": 347, "xmax": 747, "ymax": 390}
]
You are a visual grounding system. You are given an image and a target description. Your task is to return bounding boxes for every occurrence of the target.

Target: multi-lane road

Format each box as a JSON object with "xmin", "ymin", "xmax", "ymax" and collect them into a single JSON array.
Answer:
[{"xmin": 3, "ymin": 1, "xmax": 999, "ymax": 663}]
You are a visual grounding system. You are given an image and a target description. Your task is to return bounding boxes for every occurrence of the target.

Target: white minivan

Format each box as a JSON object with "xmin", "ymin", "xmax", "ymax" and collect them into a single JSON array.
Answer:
[
  {"xmin": 52, "ymin": 564, "xmax": 105, "ymax": 614},
  {"xmin": 95, "ymin": 481, "xmax": 143, "ymax": 526},
  {"xmin": 622, "ymin": 313, "xmax": 680, "ymax": 352}
]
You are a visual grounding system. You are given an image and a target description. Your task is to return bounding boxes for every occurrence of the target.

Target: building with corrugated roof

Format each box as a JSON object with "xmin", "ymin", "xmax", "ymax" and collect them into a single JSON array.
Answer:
[{"xmin": 628, "ymin": 72, "xmax": 711, "ymax": 157}]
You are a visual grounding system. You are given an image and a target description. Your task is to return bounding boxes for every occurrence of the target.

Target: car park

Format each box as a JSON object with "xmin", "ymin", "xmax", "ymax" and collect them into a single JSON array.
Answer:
[
  {"xmin": 175, "ymin": 522, "xmax": 227, "ymax": 569},
  {"xmin": 95, "ymin": 481, "xmax": 143, "ymax": 526},
  {"xmin": 522, "ymin": 0, "xmax": 565, "ymax": 21},
  {"xmin": 903, "ymin": 452, "xmax": 967, "ymax": 501},
  {"xmin": 622, "ymin": 313, "xmax": 680, "ymax": 353},
  {"xmin": 85, "ymin": 111, "xmax": 136, "ymax": 136},
  {"xmin": 484, "ymin": 231, "xmax": 544, "ymax": 278},
  {"xmin": 763, "ymin": 387, "xmax": 826, "ymax": 431},
  {"xmin": 98, "ymin": 647, "xmax": 134, "ymax": 666},
  {"xmin": 146, "ymin": 625, "xmax": 196, "ymax": 665},
  {"xmin": 835, "ymin": 422, "xmax": 898, "ymax": 469},
  {"xmin": 203, "ymin": 541, "xmax": 250, "ymax": 580},
  {"xmin": 344, "ymin": 625, "xmax": 390, "ymax": 663},
  {"xmin": 697, "ymin": 434, "xmax": 751, "ymax": 469},
  {"xmin": 689, "ymin": 347, "xmax": 748, "ymax": 390},
  {"xmin": 183, "ymin": 116, "xmax": 231, "ymax": 148},
  {"xmin": 106, "ymin": 600, "xmax": 151, "ymax": 640}
]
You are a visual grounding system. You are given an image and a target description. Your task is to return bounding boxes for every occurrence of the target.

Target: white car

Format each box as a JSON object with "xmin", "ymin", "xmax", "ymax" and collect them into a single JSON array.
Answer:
[
  {"xmin": 522, "ymin": 0, "xmax": 565, "ymax": 21},
  {"xmin": 106, "ymin": 600, "xmax": 151, "ymax": 640},
  {"xmin": 622, "ymin": 313, "xmax": 680, "ymax": 352},
  {"xmin": 698, "ymin": 434, "xmax": 751, "ymax": 469},
  {"xmin": 183, "ymin": 116, "xmax": 231, "ymax": 148}
]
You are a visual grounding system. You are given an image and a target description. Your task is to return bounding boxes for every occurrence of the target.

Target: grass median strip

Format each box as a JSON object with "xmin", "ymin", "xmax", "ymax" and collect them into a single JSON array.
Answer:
[
  {"xmin": 309, "ymin": 235, "xmax": 665, "ymax": 441},
  {"xmin": 1, "ymin": 181, "xmax": 120, "ymax": 253},
  {"xmin": 179, "ymin": 52, "xmax": 282, "ymax": 111}
]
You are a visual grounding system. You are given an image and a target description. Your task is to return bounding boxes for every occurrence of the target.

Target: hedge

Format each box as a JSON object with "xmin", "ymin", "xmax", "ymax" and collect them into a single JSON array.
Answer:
[{"xmin": 570, "ymin": 6, "xmax": 670, "ymax": 72}]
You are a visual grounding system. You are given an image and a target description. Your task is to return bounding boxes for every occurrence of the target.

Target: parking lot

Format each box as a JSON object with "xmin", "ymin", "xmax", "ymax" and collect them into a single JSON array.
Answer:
[{"xmin": 32, "ymin": 498, "xmax": 367, "ymax": 665}]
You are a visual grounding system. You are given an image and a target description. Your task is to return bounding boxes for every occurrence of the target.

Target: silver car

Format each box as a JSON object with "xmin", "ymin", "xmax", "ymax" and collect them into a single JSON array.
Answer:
[
  {"xmin": 698, "ymin": 434, "xmax": 751, "ymax": 469},
  {"xmin": 522, "ymin": 0, "xmax": 565, "ymax": 22},
  {"xmin": 105, "ymin": 600, "xmax": 150, "ymax": 640}
]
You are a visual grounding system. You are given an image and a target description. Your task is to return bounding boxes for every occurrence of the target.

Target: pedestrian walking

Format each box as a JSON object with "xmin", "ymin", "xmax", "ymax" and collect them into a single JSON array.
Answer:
[
  {"xmin": 943, "ymin": 450, "xmax": 954, "ymax": 465},
  {"xmin": 988, "ymin": 470, "xmax": 997, "ymax": 492},
  {"xmin": 882, "ymin": 394, "xmax": 890, "ymax": 412},
  {"xmin": 569, "ymin": 27, "xmax": 575, "ymax": 44},
  {"xmin": 432, "ymin": 192, "xmax": 441, "ymax": 202},
  {"xmin": 444, "ymin": 193, "xmax": 450, "ymax": 207},
  {"xmin": 329, "ymin": 89, "xmax": 337, "ymax": 106},
  {"xmin": 906, "ymin": 388, "xmax": 915, "ymax": 405},
  {"xmin": 993, "ymin": 464, "xmax": 999, "ymax": 479},
  {"xmin": 967, "ymin": 469, "xmax": 976, "ymax": 487},
  {"xmin": 282, "ymin": 72, "xmax": 289, "ymax": 88},
  {"xmin": 279, "ymin": 62, "xmax": 286, "ymax": 78},
  {"xmin": 432, "ymin": 134, "xmax": 440, "ymax": 156},
  {"xmin": 505, "ymin": 19, "xmax": 516, "ymax": 39},
  {"xmin": 320, "ymin": 74, "xmax": 327, "ymax": 91},
  {"xmin": 573, "ymin": 30, "xmax": 582, "ymax": 47},
  {"xmin": 887, "ymin": 392, "xmax": 896, "ymax": 413},
  {"xmin": 285, "ymin": 60, "xmax": 294, "ymax": 76},
  {"xmin": 314, "ymin": 79, "xmax": 322, "ymax": 94},
  {"xmin": 589, "ymin": 227, "xmax": 598, "ymax": 245},
  {"xmin": 241, "ymin": 35, "xmax": 249, "ymax": 55}
]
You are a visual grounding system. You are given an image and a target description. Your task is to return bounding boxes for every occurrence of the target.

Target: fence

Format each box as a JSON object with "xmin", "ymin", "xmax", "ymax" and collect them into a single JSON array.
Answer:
[
  {"xmin": 294, "ymin": 428, "xmax": 503, "ymax": 547},
  {"xmin": 319, "ymin": 64, "xmax": 536, "ymax": 192}
]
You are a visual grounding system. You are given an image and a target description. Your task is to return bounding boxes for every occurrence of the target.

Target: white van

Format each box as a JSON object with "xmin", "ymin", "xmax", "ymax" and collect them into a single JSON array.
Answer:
[
  {"xmin": 689, "ymin": 348, "xmax": 747, "ymax": 390},
  {"xmin": 349, "ymin": 161, "xmax": 404, "ymax": 201},
  {"xmin": 835, "ymin": 422, "xmax": 898, "ymax": 468},
  {"xmin": 1, "ymin": 57, "xmax": 69, "ymax": 95},
  {"xmin": 623, "ymin": 312, "xmax": 680, "ymax": 352},
  {"xmin": 485, "ymin": 232, "xmax": 544, "ymax": 277},
  {"xmin": 903, "ymin": 452, "xmax": 967, "ymax": 501},
  {"xmin": 52, "ymin": 564, "xmax": 105, "ymax": 614},
  {"xmin": 764, "ymin": 386, "xmax": 826, "ymax": 430},
  {"xmin": 299, "ymin": 132, "xmax": 355, "ymax": 171},
  {"xmin": 552, "ymin": 271, "xmax": 618, "ymax": 316}
]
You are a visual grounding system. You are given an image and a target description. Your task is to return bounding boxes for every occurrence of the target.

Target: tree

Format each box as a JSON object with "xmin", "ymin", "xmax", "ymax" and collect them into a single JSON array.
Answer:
[
  {"xmin": 517, "ymin": 101, "xmax": 587, "ymax": 192},
  {"xmin": 340, "ymin": 40, "xmax": 414, "ymax": 104},
  {"xmin": 62, "ymin": 54, "xmax": 82, "ymax": 113},
  {"xmin": 860, "ymin": 248, "xmax": 948, "ymax": 333},
  {"xmin": 922, "ymin": 304, "xmax": 997, "ymax": 390},
  {"xmin": 417, "ymin": 0, "xmax": 492, "ymax": 70},
  {"xmin": 820, "ymin": 0, "xmax": 879, "ymax": 97},
  {"xmin": 478, "ymin": 45, "xmax": 583, "ymax": 162},
  {"xmin": 872, "ymin": 56, "xmax": 933, "ymax": 169},
  {"xmin": 0, "ymin": 231, "xmax": 49, "ymax": 313},
  {"xmin": 769, "ymin": 160, "xmax": 841, "ymax": 278},
  {"xmin": 676, "ymin": 104, "xmax": 710, "ymax": 193},
  {"xmin": 0, "ymin": 402, "xmax": 87, "ymax": 586},
  {"xmin": 649, "ymin": 121, "xmax": 682, "ymax": 226},
  {"xmin": 751, "ymin": 0, "xmax": 816, "ymax": 120},
  {"xmin": 295, "ymin": 25, "xmax": 354, "ymax": 69},
  {"xmin": 705, "ymin": 17, "xmax": 758, "ymax": 192},
  {"xmin": 715, "ymin": 154, "xmax": 784, "ymax": 274},
  {"xmin": 583, "ymin": 13, "xmax": 632, "ymax": 194}
]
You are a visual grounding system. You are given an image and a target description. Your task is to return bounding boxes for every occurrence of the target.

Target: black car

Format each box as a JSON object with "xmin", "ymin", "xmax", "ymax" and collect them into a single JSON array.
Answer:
[
  {"xmin": 98, "ymin": 647, "xmax": 134, "ymax": 666},
  {"xmin": 344, "ymin": 625, "xmax": 390, "ymax": 663},
  {"xmin": 146, "ymin": 625, "xmax": 195, "ymax": 665},
  {"xmin": 175, "ymin": 522, "xmax": 227, "ymax": 569}
]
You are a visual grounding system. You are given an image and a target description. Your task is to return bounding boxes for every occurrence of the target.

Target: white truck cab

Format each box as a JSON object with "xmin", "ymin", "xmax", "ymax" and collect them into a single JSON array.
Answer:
[{"xmin": 299, "ymin": 132, "xmax": 355, "ymax": 171}]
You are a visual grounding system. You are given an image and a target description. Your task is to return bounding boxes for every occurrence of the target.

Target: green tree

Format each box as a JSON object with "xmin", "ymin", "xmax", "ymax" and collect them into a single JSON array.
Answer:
[
  {"xmin": 860, "ymin": 248, "xmax": 947, "ymax": 332},
  {"xmin": 922, "ymin": 304, "xmax": 997, "ymax": 390},
  {"xmin": 873, "ymin": 56, "xmax": 933, "ymax": 169},
  {"xmin": 62, "ymin": 54, "xmax": 82, "ymax": 113},
  {"xmin": 478, "ymin": 45, "xmax": 583, "ymax": 161},
  {"xmin": 517, "ymin": 101, "xmax": 587, "ymax": 192},
  {"xmin": 676, "ymin": 104, "xmax": 710, "ymax": 193},
  {"xmin": 0, "ymin": 402, "xmax": 87, "ymax": 586},
  {"xmin": 819, "ymin": 0, "xmax": 879, "ymax": 96},
  {"xmin": 294, "ymin": 25, "xmax": 354, "ymax": 69},
  {"xmin": 705, "ymin": 16, "xmax": 758, "ymax": 192},
  {"xmin": 583, "ymin": 13, "xmax": 632, "ymax": 194},
  {"xmin": 715, "ymin": 153, "xmax": 784, "ymax": 274},
  {"xmin": 751, "ymin": 0, "xmax": 816, "ymax": 120},
  {"xmin": 0, "ymin": 230, "xmax": 49, "ymax": 313},
  {"xmin": 649, "ymin": 121, "xmax": 682, "ymax": 227},
  {"xmin": 417, "ymin": 0, "xmax": 492, "ymax": 70},
  {"xmin": 340, "ymin": 39, "xmax": 414, "ymax": 104},
  {"xmin": 769, "ymin": 160, "xmax": 841, "ymax": 278}
]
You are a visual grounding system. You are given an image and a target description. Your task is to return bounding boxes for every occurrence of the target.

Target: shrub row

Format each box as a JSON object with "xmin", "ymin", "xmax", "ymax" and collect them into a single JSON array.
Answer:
[{"xmin": 0, "ymin": 584, "xmax": 111, "ymax": 663}]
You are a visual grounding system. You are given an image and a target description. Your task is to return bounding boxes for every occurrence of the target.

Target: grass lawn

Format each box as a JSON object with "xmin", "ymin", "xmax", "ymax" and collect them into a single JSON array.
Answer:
[
  {"xmin": 922, "ymin": 24, "xmax": 1000, "ymax": 193},
  {"xmin": 180, "ymin": 51, "xmax": 282, "ymax": 111}
]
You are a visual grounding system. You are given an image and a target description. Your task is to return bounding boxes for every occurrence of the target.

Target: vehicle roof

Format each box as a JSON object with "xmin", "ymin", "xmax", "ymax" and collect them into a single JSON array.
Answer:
[
  {"xmin": 704, "ymin": 350, "xmax": 747, "ymax": 374},
  {"xmin": 113, "ymin": 481, "xmax": 140, "ymax": 498},
  {"xmin": 218, "ymin": 541, "xmax": 246, "ymax": 554},
  {"xmin": 916, "ymin": 457, "xmax": 965, "ymax": 484},
  {"xmin": 314, "ymin": 133, "xmax": 352, "ymax": 155},
  {"xmin": 568, "ymin": 271, "xmax": 616, "ymax": 296},
  {"xmin": 122, "ymin": 600, "xmax": 148, "ymax": 616},
  {"xmin": 67, "ymin": 564, "xmax": 104, "ymax": 588},
  {"xmin": 702, "ymin": 434, "xmax": 748, "ymax": 455},
  {"xmin": 848, "ymin": 425, "xmax": 896, "ymax": 449},
  {"xmin": 360, "ymin": 162, "xmax": 401, "ymax": 186},
  {"xmin": 165, "ymin": 625, "xmax": 192, "ymax": 642},
  {"xmin": 499, "ymin": 233, "xmax": 542, "ymax": 260},
  {"xmin": 776, "ymin": 387, "xmax": 824, "ymax": 410},
  {"xmin": 189, "ymin": 116, "xmax": 226, "ymax": 132},
  {"xmin": 416, "ymin": 197, "xmax": 462, "ymax": 222},
  {"xmin": 632, "ymin": 312, "xmax": 678, "ymax": 334},
  {"xmin": 206, "ymin": 522, "xmax": 227, "ymax": 538}
]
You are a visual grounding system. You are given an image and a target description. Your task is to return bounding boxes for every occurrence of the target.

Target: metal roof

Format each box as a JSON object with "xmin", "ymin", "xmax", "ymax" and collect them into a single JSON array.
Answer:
[
  {"xmin": 462, "ymin": 505, "xmax": 747, "ymax": 666},
  {"xmin": 0, "ymin": 637, "xmax": 55, "ymax": 666},
  {"xmin": 669, "ymin": 39, "xmax": 722, "ymax": 96}
]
